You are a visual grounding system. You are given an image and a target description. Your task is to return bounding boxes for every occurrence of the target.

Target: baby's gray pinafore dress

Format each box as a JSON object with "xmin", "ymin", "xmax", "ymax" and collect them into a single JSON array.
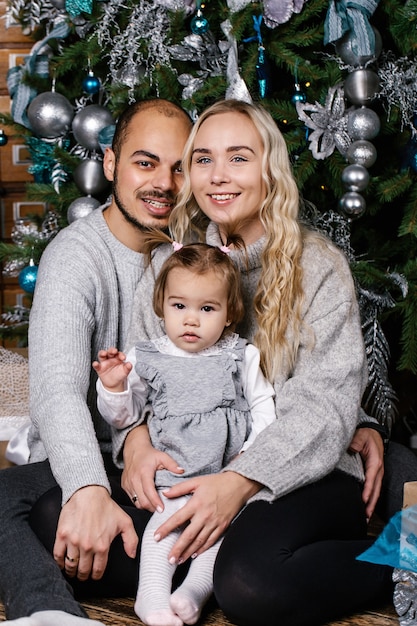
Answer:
[{"xmin": 135, "ymin": 336, "xmax": 252, "ymax": 489}]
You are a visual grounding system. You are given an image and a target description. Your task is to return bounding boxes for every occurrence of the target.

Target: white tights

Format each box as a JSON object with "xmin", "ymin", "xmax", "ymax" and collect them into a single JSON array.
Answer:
[{"xmin": 135, "ymin": 493, "xmax": 222, "ymax": 626}]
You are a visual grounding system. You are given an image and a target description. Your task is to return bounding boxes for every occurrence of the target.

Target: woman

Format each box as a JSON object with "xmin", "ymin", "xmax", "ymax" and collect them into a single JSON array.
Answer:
[{"xmin": 121, "ymin": 99, "xmax": 393, "ymax": 626}]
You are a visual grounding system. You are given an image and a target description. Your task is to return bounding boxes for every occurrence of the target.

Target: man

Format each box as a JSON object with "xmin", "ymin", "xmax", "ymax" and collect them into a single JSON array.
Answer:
[{"xmin": 0, "ymin": 99, "xmax": 192, "ymax": 626}]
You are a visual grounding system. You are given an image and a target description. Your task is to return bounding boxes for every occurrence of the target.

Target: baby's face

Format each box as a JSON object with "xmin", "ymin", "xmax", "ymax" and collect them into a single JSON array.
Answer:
[{"xmin": 162, "ymin": 267, "xmax": 231, "ymax": 353}]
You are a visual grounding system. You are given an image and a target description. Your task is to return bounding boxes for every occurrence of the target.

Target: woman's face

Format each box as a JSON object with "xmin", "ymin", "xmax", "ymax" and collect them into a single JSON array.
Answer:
[{"xmin": 190, "ymin": 111, "xmax": 267, "ymax": 244}]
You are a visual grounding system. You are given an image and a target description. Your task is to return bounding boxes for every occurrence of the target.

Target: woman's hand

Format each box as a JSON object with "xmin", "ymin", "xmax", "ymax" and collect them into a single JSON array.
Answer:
[
  {"xmin": 122, "ymin": 425, "xmax": 184, "ymax": 512},
  {"xmin": 155, "ymin": 471, "xmax": 262, "ymax": 564},
  {"xmin": 349, "ymin": 427, "xmax": 384, "ymax": 521}
]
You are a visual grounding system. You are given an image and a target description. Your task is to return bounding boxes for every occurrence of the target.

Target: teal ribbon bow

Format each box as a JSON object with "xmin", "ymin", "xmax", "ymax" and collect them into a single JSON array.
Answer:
[
  {"xmin": 324, "ymin": 0, "xmax": 380, "ymax": 58},
  {"xmin": 7, "ymin": 21, "xmax": 70, "ymax": 129}
]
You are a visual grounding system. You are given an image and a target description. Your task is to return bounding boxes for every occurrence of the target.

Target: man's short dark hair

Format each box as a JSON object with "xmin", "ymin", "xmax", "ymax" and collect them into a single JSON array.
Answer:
[{"xmin": 112, "ymin": 99, "xmax": 192, "ymax": 161}]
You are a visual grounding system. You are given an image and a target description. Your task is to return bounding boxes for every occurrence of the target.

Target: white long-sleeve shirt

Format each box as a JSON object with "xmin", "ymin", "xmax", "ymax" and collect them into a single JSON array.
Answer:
[{"xmin": 97, "ymin": 334, "xmax": 276, "ymax": 454}]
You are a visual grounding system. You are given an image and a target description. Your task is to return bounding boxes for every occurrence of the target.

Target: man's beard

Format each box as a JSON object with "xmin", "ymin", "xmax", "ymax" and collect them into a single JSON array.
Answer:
[{"xmin": 112, "ymin": 172, "xmax": 172, "ymax": 233}]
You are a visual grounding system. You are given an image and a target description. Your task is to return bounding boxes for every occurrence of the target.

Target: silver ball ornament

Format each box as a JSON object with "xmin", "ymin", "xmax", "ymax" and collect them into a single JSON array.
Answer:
[
  {"xmin": 72, "ymin": 105, "xmax": 114, "ymax": 151},
  {"xmin": 341, "ymin": 164, "xmax": 370, "ymax": 192},
  {"xmin": 67, "ymin": 196, "xmax": 101, "ymax": 224},
  {"xmin": 339, "ymin": 192, "xmax": 366, "ymax": 219},
  {"xmin": 335, "ymin": 27, "xmax": 382, "ymax": 66},
  {"xmin": 73, "ymin": 159, "xmax": 110, "ymax": 196},
  {"xmin": 347, "ymin": 107, "xmax": 380, "ymax": 141},
  {"xmin": 27, "ymin": 91, "xmax": 74, "ymax": 138},
  {"xmin": 347, "ymin": 140, "xmax": 377, "ymax": 168},
  {"xmin": 344, "ymin": 69, "xmax": 380, "ymax": 106}
]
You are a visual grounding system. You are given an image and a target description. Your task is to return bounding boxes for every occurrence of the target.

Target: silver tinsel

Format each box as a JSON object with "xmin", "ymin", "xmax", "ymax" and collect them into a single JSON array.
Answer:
[
  {"xmin": 378, "ymin": 53, "xmax": 417, "ymax": 135},
  {"xmin": 296, "ymin": 83, "xmax": 353, "ymax": 159},
  {"xmin": 96, "ymin": 0, "xmax": 176, "ymax": 99}
]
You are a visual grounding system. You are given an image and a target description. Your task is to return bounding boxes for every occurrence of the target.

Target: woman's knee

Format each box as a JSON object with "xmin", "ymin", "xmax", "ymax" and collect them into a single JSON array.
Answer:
[{"xmin": 213, "ymin": 544, "xmax": 295, "ymax": 626}]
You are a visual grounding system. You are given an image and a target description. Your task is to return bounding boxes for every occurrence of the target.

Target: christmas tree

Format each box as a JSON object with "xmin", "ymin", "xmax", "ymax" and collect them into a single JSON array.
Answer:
[{"xmin": 1, "ymin": 0, "xmax": 416, "ymax": 432}]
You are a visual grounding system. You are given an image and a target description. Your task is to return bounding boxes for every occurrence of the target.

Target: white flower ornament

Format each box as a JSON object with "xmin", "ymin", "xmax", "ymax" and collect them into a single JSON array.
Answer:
[{"xmin": 296, "ymin": 83, "xmax": 353, "ymax": 160}]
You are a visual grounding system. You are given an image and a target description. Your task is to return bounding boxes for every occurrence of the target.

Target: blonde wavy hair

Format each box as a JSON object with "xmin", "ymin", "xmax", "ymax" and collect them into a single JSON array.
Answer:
[{"xmin": 169, "ymin": 99, "xmax": 305, "ymax": 381}]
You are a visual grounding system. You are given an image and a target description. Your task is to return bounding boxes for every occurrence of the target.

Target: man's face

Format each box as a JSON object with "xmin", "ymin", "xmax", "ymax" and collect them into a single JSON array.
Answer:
[{"xmin": 103, "ymin": 109, "xmax": 190, "ymax": 234}]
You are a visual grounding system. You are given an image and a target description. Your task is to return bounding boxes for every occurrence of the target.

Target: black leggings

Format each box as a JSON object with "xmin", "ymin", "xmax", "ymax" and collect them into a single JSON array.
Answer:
[
  {"xmin": 213, "ymin": 471, "xmax": 393, "ymax": 626},
  {"xmin": 30, "ymin": 470, "xmax": 392, "ymax": 623}
]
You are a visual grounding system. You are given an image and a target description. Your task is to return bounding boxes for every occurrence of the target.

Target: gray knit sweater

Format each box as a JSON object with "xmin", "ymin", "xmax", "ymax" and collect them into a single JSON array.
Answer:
[
  {"xmin": 28, "ymin": 207, "xmax": 146, "ymax": 504},
  {"xmin": 123, "ymin": 222, "xmax": 367, "ymax": 503}
]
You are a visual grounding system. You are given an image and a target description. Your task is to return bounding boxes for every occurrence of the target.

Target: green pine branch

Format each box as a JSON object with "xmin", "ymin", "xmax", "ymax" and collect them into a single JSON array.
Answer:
[{"xmin": 397, "ymin": 272, "xmax": 417, "ymax": 373}]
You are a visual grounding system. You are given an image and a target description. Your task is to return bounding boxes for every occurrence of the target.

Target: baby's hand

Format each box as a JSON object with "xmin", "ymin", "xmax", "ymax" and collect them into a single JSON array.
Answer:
[{"xmin": 92, "ymin": 347, "xmax": 132, "ymax": 391}]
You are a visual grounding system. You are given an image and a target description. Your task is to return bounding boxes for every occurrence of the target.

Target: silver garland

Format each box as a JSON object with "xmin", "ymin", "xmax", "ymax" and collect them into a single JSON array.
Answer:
[{"xmin": 377, "ymin": 52, "xmax": 417, "ymax": 136}]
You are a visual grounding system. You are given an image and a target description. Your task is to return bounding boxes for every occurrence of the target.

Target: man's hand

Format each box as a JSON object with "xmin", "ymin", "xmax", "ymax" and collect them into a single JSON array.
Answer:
[
  {"xmin": 154, "ymin": 471, "xmax": 261, "ymax": 564},
  {"xmin": 53, "ymin": 485, "xmax": 138, "ymax": 581},
  {"xmin": 349, "ymin": 427, "xmax": 384, "ymax": 521},
  {"xmin": 122, "ymin": 425, "xmax": 184, "ymax": 513}
]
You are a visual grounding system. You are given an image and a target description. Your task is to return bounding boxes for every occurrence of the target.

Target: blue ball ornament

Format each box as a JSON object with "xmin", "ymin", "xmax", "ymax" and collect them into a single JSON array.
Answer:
[
  {"xmin": 0, "ymin": 130, "xmax": 8, "ymax": 146},
  {"xmin": 82, "ymin": 72, "xmax": 101, "ymax": 95},
  {"xmin": 291, "ymin": 87, "xmax": 307, "ymax": 105},
  {"xmin": 18, "ymin": 263, "xmax": 38, "ymax": 294},
  {"xmin": 190, "ymin": 10, "xmax": 209, "ymax": 34}
]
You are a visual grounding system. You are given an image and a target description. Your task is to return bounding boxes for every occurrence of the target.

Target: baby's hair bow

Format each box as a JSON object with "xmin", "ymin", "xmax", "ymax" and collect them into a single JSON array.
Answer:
[
  {"xmin": 219, "ymin": 245, "xmax": 231, "ymax": 255},
  {"xmin": 172, "ymin": 241, "xmax": 183, "ymax": 252}
]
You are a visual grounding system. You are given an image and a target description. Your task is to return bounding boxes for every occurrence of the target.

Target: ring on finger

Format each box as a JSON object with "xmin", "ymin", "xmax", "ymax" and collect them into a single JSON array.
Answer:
[
  {"xmin": 65, "ymin": 555, "xmax": 79, "ymax": 564},
  {"xmin": 131, "ymin": 494, "xmax": 138, "ymax": 504}
]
